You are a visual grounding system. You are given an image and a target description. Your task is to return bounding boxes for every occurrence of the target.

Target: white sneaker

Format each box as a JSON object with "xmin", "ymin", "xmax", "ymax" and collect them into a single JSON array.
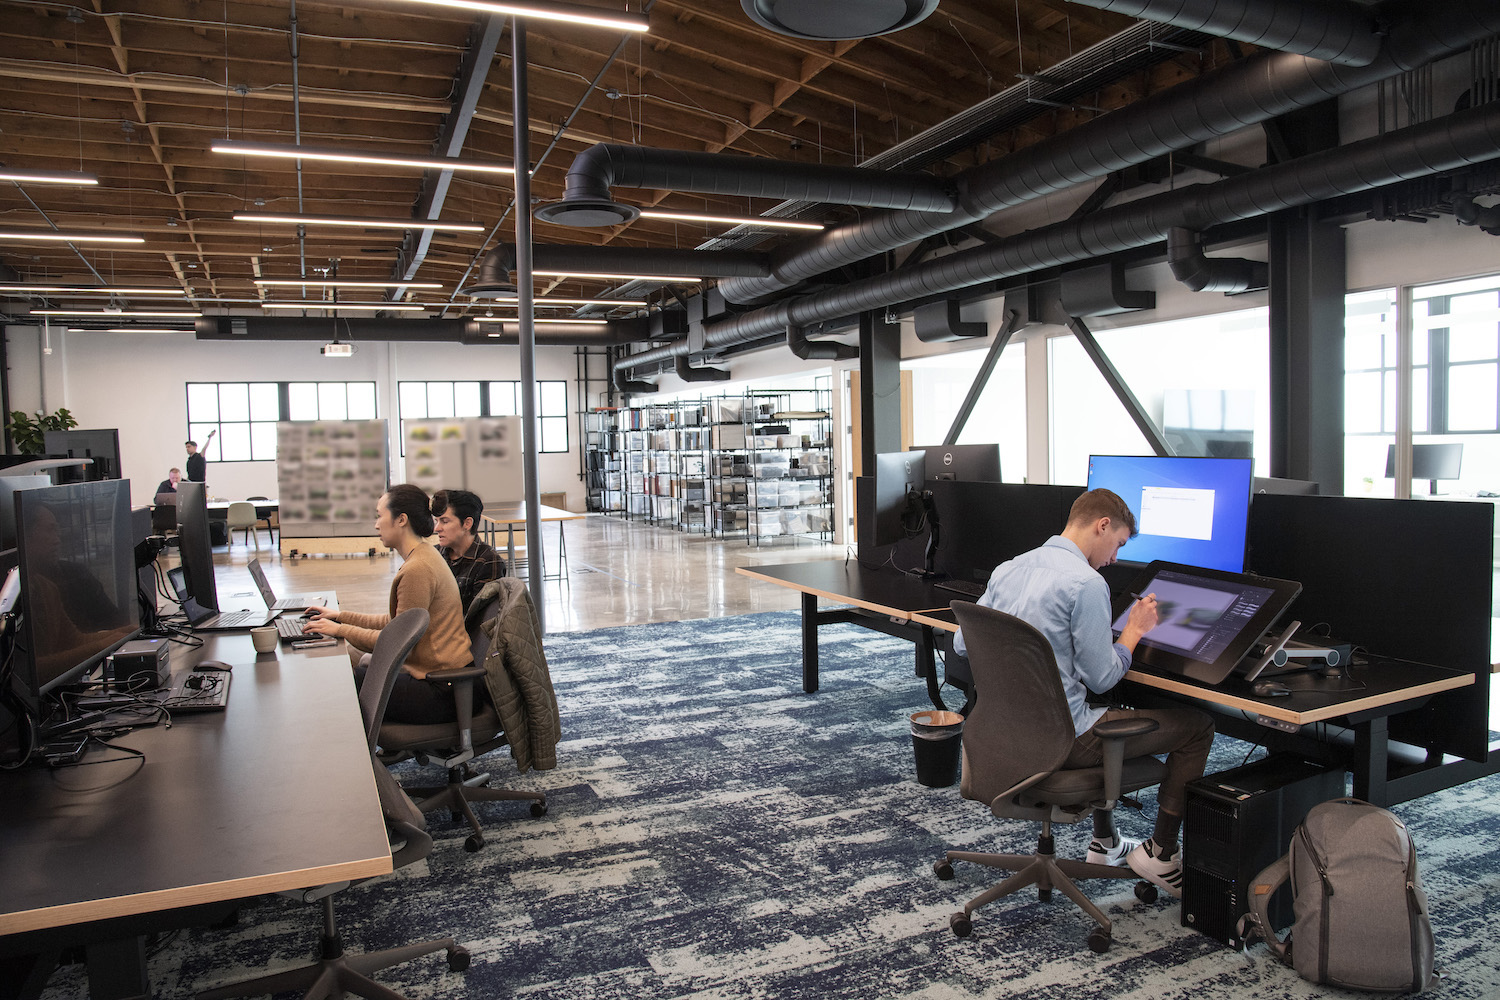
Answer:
[
  {"xmin": 1085, "ymin": 834, "xmax": 1139, "ymax": 867},
  {"xmin": 1126, "ymin": 838, "xmax": 1183, "ymax": 898}
]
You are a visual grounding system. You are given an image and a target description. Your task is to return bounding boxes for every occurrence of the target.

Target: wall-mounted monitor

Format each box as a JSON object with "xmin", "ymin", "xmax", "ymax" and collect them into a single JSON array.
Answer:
[
  {"xmin": 1085, "ymin": 454, "xmax": 1254, "ymax": 573},
  {"xmin": 911, "ymin": 443, "xmax": 1001, "ymax": 483},
  {"xmin": 872, "ymin": 450, "xmax": 926, "ymax": 548},
  {"xmin": 174, "ymin": 481, "xmax": 219, "ymax": 612}
]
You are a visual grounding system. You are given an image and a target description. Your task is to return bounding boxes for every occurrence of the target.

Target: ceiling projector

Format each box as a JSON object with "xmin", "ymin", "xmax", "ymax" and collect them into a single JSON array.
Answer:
[{"xmin": 320, "ymin": 343, "xmax": 353, "ymax": 357}]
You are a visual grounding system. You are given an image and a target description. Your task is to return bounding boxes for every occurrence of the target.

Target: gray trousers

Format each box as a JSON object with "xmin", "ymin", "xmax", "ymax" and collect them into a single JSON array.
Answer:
[{"xmin": 1064, "ymin": 707, "xmax": 1216, "ymax": 816}]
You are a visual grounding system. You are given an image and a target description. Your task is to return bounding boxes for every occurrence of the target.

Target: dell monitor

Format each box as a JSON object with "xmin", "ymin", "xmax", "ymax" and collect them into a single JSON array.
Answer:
[
  {"xmin": 14, "ymin": 479, "xmax": 140, "ymax": 700},
  {"xmin": 174, "ymin": 481, "xmax": 219, "ymax": 612},
  {"xmin": 872, "ymin": 450, "xmax": 927, "ymax": 548},
  {"xmin": 1085, "ymin": 455, "xmax": 1254, "ymax": 573},
  {"xmin": 42, "ymin": 428, "xmax": 122, "ymax": 482},
  {"xmin": 912, "ymin": 443, "xmax": 1001, "ymax": 483},
  {"xmin": 1385, "ymin": 442, "xmax": 1463, "ymax": 493}
]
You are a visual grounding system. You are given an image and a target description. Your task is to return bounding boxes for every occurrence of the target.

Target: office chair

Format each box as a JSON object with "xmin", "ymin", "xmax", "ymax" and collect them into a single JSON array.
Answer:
[
  {"xmin": 379, "ymin": 588, "xmax": 549, "ymax": 853},
  {"xmin": 224, "ymin": 501, "xmax": 260, "ymax": 551},
  {"xmin": 934, "ymin": 602, "xmax": 1166, "ymax": 953},
  {"xmin": 199, "ymin": 609, "xmax": 470, "ymax": 1000},
  {"xmin": 246, "ymin": 496, "xmax": 276, "ymax": 545},
  {"xmin": 151, "ymin": 492, "xmax": 178, "ymax": 534}
]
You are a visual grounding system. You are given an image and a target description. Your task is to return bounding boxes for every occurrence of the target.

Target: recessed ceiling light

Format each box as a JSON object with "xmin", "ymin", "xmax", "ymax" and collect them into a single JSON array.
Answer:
[
  {"xmin": 31, "ymin": 308, "xmax": 202, "ymax": 317},
  {"xmin": 0, "ymin": 285, "xmax": 184, "ymax": 296}
]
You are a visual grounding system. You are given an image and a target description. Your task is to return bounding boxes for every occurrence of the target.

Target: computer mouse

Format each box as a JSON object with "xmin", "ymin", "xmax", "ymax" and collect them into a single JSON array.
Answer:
[
  {"xmin": 196, "ymin": 660, "xmax": 233, "ymax": 672},
  {"xmin": 1253, "ymin": 680, "xmax": 1291, "ymax": 697}
]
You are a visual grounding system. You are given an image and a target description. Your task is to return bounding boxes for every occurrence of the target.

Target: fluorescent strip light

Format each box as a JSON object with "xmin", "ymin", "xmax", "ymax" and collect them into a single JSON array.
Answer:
[
  {"xmin": 0, "ymin": 169, "xmax": 99, "ymax": 186},
  {"xmin": 233, "ymin": 212, "xmax": 485, "ymax": 232},
  {"xmin": 0, "ymin": 285, "xmax": 184, "ymax": 296},
  {"xmin": 473, "ymin": 316, "xmax": 609, "ymax": 325},
  {"xmin": 212, "ymin": 140, "xmax": 515, "ymax": 176},
  {"xmin": 67, "ymin": 327, "xmax": 193, "ymax": 334},
  {"xmin": 0, "ymin": 231, "xmax": 144, "ymax": 244},
  {"xmin": 31, "ymin": 309, "xmax": 202, "ymax": 317},
  {"xmin": 260, "ymin": 301, "xmax": 429, "ymax": 311},
  {"xmin": 254, "ymin": 279, "xmax": 444, "ymax": 290},
  {"xmin": 532, "ymin": 269, "xmax": 701, "ymax": 283},
  {"xmin": 639, "ymin": 210, "xmax": 825, "ymax": 231},
  {"xmin": 371, "ymin": 0, "xmax": 649, "ymax": 32},
  {"xmin": 480, "ymin": 295, "xmax": 648, "ymax": 307}
]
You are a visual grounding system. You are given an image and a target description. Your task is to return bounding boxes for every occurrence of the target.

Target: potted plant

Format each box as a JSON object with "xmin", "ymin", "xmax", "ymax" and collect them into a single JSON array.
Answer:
[{"xmin": 8, "ymin": 407, "xmax": 77, "ymax": 455}]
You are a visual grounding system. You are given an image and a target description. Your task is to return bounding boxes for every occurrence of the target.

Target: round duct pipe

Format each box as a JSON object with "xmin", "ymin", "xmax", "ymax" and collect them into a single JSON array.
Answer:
[{"xmin": 740, "ymin": 0, "xmax": 938, "ymax": 39}]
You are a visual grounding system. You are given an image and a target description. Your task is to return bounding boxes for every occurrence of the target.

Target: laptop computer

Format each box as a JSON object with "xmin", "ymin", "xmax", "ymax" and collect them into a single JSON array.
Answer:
[
  {"xmin": 167, "ymin": 566, "xmax": 281, "ymax": 631},
  {"xmin": 247, "ymin": 558, "xmax": 334, "ymax": 611}
]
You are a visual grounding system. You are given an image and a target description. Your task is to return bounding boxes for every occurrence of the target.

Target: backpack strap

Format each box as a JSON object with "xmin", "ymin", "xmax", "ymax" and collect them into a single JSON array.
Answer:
[{"xmin": 1240, "ymin": 853, "xmax": 1292, "ymax": 963}]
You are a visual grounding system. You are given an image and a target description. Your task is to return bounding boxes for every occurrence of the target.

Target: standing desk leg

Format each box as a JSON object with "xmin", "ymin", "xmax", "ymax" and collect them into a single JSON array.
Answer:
[
  {"xmin": 1353, "ymin": 715, "xmax": 1391, "ymax": 806},
  {"xmin": 801, "ymin": 592, "xmax": 819, "ymax": 693},
  {"xmin": 919, "ymin": 626, "xmax": 949, "ymax": 712},
  {"xmin": 506, "ymin": 526, "xmax": 517, "ymax": 575}
]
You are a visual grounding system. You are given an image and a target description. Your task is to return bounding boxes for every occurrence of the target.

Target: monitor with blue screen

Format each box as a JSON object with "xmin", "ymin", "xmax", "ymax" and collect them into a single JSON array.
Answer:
[{"xmin": 1085, "ymin": 455, "xmax": 1253, "ymax": 572}]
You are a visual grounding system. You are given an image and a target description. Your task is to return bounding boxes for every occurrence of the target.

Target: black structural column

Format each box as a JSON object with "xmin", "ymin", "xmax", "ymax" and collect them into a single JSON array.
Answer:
[{"xmin": 858, "ymin": 309, "xmax": 902, "ymax": 474}]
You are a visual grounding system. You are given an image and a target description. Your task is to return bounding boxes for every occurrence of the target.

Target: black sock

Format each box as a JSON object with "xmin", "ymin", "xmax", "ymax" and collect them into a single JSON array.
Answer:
[
  {"xmin": 1152, "ymin": 810, "xmax": 1183, "ymax": 857},
  {"xmin": 1092, "ymin": 810, "xmax": 1117, "ymax": 842}
]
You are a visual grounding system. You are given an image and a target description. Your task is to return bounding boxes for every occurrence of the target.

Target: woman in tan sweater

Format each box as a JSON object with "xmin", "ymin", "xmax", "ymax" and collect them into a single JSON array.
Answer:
[{"xmin": 303, "ymin": 483, "xmax": 474, "ymax": 723}]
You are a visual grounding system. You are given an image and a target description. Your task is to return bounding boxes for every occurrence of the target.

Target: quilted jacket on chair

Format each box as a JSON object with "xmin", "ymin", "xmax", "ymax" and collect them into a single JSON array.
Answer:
[{"xmin": 469, "ymin": 578, "xmax": 560, "ymax": 772}]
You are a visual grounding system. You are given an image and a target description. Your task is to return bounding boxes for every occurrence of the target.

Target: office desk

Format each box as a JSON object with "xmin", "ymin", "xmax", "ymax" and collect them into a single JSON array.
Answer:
[
  {"xmin": 735, "ymin": 561, "xmax": 959, "ymax": 710},
  {"xmin": 481, "ymin": 503, "xmax": 585, "ymax": 583},
  {"xmin": 0, "ymin": 633, "xmax": 390, "ymax": 998}
]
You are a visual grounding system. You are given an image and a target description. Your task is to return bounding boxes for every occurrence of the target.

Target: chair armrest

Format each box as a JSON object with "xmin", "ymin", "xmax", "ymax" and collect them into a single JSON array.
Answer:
[
  {"xmin": 1090, "ymin": 718, "xmax": 1159, "ymax": 741},
  {"xmin": 423, "ymin": 665, "xmax": 486, "ymax": 684},
  {"xmin": 422, "ymin": 665, "xmax": 487, "ymax": 753},
  {"xmin": 1089, "ymin": 717, "xmax": 1159, "ymax": 806}
]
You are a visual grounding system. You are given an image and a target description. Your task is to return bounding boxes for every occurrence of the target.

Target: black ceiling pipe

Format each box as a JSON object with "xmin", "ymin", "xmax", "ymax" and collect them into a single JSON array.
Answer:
[
  {"xmin": 535, "ymin": 143, "xmax": 957, "ymax": 228},
  {"xmin": 787, "ymin": 323, "xmax": 858, "ymax": 360},
  {"xmin": 530, "ymin": 243, "xmax": 770, "ymax": 279},
  {"xmin": 1167, "ymin": 228, "xmax": 1269, "ymax": 293},
  {"xmin": 713, "ymin": 0, "xmax": 1500, "ymax": 305},
  {"xmin": 195, "ymin": 314, "xmax": 653, "ymax": 346},
  {"xmin": 611, "ymin": 98, "xmax": 1500, "ymax": 376},
  {"xmin": 1065, "ymin": 0, "xmax": 1384, "ymax": 67},
  {"xmin": 674, "ymin": 355, "xmax": 730, "ymax": 381},
  {"xmin": 612, "ymin": 365, "xmax": 658, "ymax": 394}
]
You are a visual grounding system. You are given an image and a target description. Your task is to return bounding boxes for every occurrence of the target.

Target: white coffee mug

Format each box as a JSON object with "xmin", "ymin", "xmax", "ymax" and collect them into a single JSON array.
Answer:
[{"xmin": 250, "ymin": 626, "xmax": 278, "ymax": 654}]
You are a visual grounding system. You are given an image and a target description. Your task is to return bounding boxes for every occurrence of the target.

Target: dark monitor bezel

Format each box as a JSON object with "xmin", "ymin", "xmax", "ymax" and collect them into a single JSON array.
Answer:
[
  {"xmin": 1384, "ymin": 442, "xmax": 1463, "ymax": 481},
  {"xmin": 910, "ymin": 443, "xmax": 1001, "ymax": 483},
  {"xmin": 0, "ymin": 475, "xmax": 56, "ymax": 549},
  {"xmin": 1086, "ymin": 454, "xmax": 1255, "ymax": 573},
  {"xmin": 174, "ymin": 481, "xmax": 219, "ymax": 612},
  {"xmin": 871, "ymin": 450, "xmax": 926, "ymax": 548},
  {"xmin": 42, "ymin": 428, "xmax": 122, "ymax": 482}
]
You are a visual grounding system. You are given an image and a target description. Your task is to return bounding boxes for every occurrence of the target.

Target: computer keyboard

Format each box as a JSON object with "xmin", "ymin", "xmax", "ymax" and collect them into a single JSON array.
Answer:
[
  {"xmin": 936, "ymin": 578, "xmax": 986, "ymax": 598},
  {"xmin": 209, "ymin": 610, "xmax": 264, "ymax": 628},
  {"xmin": 160, "ymin": 670, "xmax": 231, "ymax": 712},
  {"xmin": 276, "ymin": 616, "xmax": 313, "ymax": 641}
]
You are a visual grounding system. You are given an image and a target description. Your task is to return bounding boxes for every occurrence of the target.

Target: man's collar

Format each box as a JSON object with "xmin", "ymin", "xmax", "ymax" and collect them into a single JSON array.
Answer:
[
  {"xmin": 1045, "ymin": 534, "xmax": 1090, "ymax": 564},
  {"xmin": 445, "ymin": 536, "xmax": 480, "ymax": 561}
]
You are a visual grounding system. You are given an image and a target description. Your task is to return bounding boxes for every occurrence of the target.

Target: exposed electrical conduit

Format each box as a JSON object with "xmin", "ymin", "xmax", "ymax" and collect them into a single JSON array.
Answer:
[
  {"xmin": 707, "ymin": 0, "xmax": 1500, "ymax": 305},
  {"xmin": 614, "ymin": 98, "xmax": 1500, "ymax": 374}
]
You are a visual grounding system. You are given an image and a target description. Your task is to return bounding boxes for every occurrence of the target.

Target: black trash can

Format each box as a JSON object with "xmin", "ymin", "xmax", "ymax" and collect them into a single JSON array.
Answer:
[{"xmin": 910, "ymin": 710, "xmax": 964, "ymax": 787}]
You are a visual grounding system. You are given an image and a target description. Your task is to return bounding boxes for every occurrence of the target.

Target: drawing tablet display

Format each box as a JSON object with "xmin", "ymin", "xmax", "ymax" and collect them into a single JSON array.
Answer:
[{"xmin": 1112, "ymin": 561, "xmax": 1302, "ymax": 685}]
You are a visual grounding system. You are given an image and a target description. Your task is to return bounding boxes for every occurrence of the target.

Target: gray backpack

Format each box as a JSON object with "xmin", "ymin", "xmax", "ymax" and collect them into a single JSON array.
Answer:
[{"xmin": 1243, "ymin": 798, "xmax": 1436, "ymax": 993}]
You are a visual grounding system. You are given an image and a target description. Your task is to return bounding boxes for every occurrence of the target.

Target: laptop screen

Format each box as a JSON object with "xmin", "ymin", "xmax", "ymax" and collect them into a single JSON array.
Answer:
[{"xmin": 247, "ymin": 558, "xmax": 274, "ymax": 603}]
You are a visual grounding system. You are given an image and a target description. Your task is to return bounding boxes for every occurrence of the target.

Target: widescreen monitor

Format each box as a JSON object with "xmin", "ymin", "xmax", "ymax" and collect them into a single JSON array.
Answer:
[
  {"xmin": 1384, "ymin": 442, "xmax": 1463, "ymax": 482},
  {"xmin": 911, "ymin": 443, "xmax": 1001, "ymax": 483},
  {"xmin": 872, "ymin": 450, "xmax": 926, "ymax": 547},
  {"xmin": 174, "ymin": 481, "xmax": 219, "ymax": 612},
  {"xmin": 1085, "ymin": 455, "xmax": 1254, "ymax": 573},
  {"xmin": 14, "ymin": 479, "xmax": 139, "ymax": 697},
  {"xmin": 42, "ymin": 428, "xmax": 122, "ymax": 482}
]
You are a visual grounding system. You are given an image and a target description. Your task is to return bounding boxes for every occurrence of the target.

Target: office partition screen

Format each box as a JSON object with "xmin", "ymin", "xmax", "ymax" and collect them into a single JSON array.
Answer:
[{"xmin": 1086, "ymin": 455, "xmax": 1254, "ymax": 572}]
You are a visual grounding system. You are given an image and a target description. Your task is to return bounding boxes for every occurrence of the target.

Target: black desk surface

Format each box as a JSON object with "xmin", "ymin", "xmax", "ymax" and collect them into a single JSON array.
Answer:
[
  {"xmin": 0, "ymin": 633, "xmax": 390, "ymax": 936},
  {"xmin": 737, "ymin": 560, "xmax": 956, "ymax": 617}
]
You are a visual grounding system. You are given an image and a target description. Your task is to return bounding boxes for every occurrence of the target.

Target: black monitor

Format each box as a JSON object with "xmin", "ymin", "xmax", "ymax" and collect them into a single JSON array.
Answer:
[
  {"xmin": 911, "ymin": 443, "xmax": 1001, "ymax": 483},
  {"xmin": 174, "ymin": 481, "xmax": 219, "ymax": 611},
  {"xmin": 1085, "ymin": 455, "xmax": 1254, "ymax": 573},
  {"xmin": 0, "ymin": 476, "xmax": 55, "ymax": 549},
  {"xmin": 42, "ymin": 428, "xmax": 122, "ymax": 482},
  {"xmin": 872, "ymin": 450, "xmax": 927, "ymax": 548},
  {"xmin": 1252, "ymin": 476, "xmax": 1320, "ymax": 496},
  {"xmin": 14, "ymin": 479, "xmax": 140, "ymax": 699},
  {"xmin": 1384, "ymin": 442, "xmax": 1463, "ymax": 491}
]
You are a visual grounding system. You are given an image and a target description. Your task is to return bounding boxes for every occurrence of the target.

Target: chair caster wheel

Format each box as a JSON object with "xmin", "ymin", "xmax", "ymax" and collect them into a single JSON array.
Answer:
[
  {"xmin": 1134, "ymin": 881, "xmax": 1158, "ymax": 904},
  {"xmin": 933, "ymin": 860, "xmax": 955, "ymax": 880},
  {"xmin": 1087, "ymin": 928, "xmax": 1111, "ymax": 953},
  {"xmin": 949, "ymin": 912, "xmax": 972, "ymax": 938},
  {"xmin": 447, "ymin": 945, "xmax": 471, "ymax": 972},
  {"xmin": 530, "ymin": 801, "xmax": 548, "ymax": 817},
  {"xmin": 464, "ymin": 834, "xmax": 484, "ymax": 853},
  {"xmin": 1038, "ymin": 888, "xmax": 1052, "ymax": 901}
]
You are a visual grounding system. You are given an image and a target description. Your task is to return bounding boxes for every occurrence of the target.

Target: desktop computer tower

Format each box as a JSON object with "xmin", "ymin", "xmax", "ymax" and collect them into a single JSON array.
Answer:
[{"xmin": 1181, "ymin": 754, "xmax": 1345, "ymax": 947}]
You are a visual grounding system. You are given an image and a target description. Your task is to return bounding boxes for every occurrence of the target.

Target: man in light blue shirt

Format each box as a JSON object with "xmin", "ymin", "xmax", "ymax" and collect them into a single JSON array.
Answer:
[{"xmin": 951, "ymin": 488, "xmax": 1214, "ymax": 897}]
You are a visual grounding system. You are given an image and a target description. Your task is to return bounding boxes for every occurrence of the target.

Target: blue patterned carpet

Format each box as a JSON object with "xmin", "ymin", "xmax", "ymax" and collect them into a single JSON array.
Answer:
[{"xmin": 38, "ymin": 611, "xmax": 1500, "ymax": 999}]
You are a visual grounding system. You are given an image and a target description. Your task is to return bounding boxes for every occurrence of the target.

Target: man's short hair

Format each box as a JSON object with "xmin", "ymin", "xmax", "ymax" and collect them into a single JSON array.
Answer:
[
  {"xmin": 169, "ymin": 467, "xmax": 180, "ymax": 474},
  {"xmin": 1067, "ymin": 488, "xmax": 1138, "ymax": 537},
  {"xmin": 184, "ymin": 440, "xmax": 196, "ymax": 448},
  {"xmin": 431, "ymin": 488, "xmax": 483, "ymax": 531}
]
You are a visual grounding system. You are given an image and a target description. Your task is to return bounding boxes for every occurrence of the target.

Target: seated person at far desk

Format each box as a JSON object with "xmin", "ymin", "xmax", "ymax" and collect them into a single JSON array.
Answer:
[
  {"xmin": 950, "ymin": 487, "xmax": 1215, "ymax": 899},
  {"xmin": 431, "ymin": 487, "xmax": 506, "ymax": 612},
  {"xmin": 155, "ymin": 467, "xmax": 181, "ymax": 496},
  {"xmin": 302, "ymin": 483, "xmax": 477, "ymax": 725}
]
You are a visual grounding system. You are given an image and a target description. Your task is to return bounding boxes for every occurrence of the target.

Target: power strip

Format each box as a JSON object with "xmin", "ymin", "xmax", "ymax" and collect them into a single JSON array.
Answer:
[{"xmin": 1256, "ymin": 715, "xmax": 1302, "ymax": 734}]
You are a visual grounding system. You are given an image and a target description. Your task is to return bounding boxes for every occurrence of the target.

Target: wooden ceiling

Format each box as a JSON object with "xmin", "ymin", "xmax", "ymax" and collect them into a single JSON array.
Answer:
[{"xmin": 0, "ymin": 0, "xmax": 1235, "ymax": 317}]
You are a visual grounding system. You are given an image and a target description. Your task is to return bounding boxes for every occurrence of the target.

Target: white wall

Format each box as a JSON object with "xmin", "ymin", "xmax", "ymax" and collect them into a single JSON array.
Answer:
[{"xmin": 2, "ymin": 328, "xmax": 587, "ymax": 511}]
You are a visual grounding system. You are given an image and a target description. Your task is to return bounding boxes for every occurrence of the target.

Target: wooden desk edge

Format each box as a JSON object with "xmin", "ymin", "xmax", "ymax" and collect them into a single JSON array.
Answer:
[
  {"xmin": 1124, "ymin": 669, "xmax": 1474, "ymax": 724},
  {"xmin": 0, "ymin": 854, "xmax": 392, "ymax": 937}
]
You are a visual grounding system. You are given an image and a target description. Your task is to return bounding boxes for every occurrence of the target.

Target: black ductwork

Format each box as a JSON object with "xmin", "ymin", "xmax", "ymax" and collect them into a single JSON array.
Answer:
[
  {"xmin": 196, "ymin": 315, "xmax": 654, "ymax": 346},
  {"xmin": 1449, "ymin": 193, "xmax": 1500, "ymax": 234},
  {"xmin": 1167, "ymin": 228, "xmax": 1269, "ymax": 294},
  {"xmin": 530, "ymin": 243, "xmax": 770, "ymax": 279},
  {"xmin": 613, "ymin": 365, "xmax": 658, "ymax": 394},
  {"xmin": 535, "ymin": 143, "xmax": 957, "ymax": 228},
  {"xmin": 787, "ymin": 323, "xmax": 858, "ymax": 360},
  {"xmin": 614, "ymin": 98, "xmax": 1500, "ymax": 377},
  {"xmin": 913, "ymin": 299, "xmax": 986, "ymax": 343},
  {"xmin": 1059, "ymin": 262, "xmax": 1156, "ymax": 316},
  {"xmin": 1065, "ymin": 0, "xmax": 1384, "ymax": 66},
  {"xmin": 713, "ymin": 0, "xmax": 1500, "ymax": 304},
  {"xmin": 675, "ymin": 355, "xmax": 730, "ymax": 381}
]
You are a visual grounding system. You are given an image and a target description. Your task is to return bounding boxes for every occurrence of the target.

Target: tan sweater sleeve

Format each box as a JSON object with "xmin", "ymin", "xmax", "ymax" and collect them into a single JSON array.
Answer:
[{"xmin": 334, "ymin": 547, "xmax": 468, "ymax": 676}]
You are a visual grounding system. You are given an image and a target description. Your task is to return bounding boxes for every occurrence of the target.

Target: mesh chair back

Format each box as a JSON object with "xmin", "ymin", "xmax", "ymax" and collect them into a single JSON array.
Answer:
[
  {"xmin": 359, "ymin": 608, "xmax": 429, "ymax": 751},
  {"xmin": 951, "ymin": 601, "xmax": 1077, "ymax": 806}
]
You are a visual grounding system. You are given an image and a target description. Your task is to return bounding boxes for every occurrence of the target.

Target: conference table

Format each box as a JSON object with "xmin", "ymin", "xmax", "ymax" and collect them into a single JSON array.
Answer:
[
  {"xmin": 0, "ymin": 633, "xmax": 390, "ymax": 999},
  {"xmin": 481, "ymin": 502, "xmax": 586, "ymax": 583},
  {"xmin": 737, "ymin": 559, "xmax": 1478, "ymax": 807}
]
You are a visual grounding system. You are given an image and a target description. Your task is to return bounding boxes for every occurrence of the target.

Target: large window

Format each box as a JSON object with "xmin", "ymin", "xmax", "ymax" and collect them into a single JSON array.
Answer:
[
  {"xmin": 397, "ymin": 380, "xmax": 569, "ymax": 452},
  {"xmin": 186, "ymin": 381, "xmax": 377, "ymax": 462},
  {"xmin": 905, "ymin": 342, "xmax": 1027, "ymax": 482}
]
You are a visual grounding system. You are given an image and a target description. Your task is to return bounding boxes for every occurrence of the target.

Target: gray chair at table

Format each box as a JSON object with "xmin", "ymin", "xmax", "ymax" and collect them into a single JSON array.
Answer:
[
  {"xmin": 199, "ymin": 609, "xmax": 470, "ymax": 1000},
  {"xmin": 246, "ymin": 495, "xmax": 276, "ymax": 545},
  {"xmin": 933, "ymin": 601, "xmax": 1166, "ymax": 953},
  {"xmin": 379, "ymin": 589, "xmax": 548, "ymax": 854},
  {"xmin": 224, "ymin": 500, "xmax": 259, "ymax": 551}
]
